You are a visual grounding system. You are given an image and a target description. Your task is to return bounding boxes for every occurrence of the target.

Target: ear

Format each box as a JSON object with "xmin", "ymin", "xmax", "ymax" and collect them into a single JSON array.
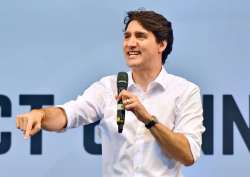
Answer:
[{"xmin": 158, "ymin": 40, "xmax": 167, "ymax": 53}]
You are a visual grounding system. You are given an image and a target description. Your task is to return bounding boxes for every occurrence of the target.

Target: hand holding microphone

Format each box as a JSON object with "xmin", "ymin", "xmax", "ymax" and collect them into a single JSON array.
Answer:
[{"xmin": 116, "ymin": 72, "xmax": 152, "ymax": 133}]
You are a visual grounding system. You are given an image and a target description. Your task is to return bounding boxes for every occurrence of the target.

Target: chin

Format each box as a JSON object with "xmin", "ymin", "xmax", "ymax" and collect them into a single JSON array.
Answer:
[{"xmin": 126, "ymin": 60, "xmax": 141, "ymax": 68}]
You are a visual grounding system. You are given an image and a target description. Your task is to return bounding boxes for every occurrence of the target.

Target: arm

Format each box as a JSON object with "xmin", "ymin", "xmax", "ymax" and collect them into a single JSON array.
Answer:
[
  {"xmin": 16, "ymin": 80, "xmax": 106, "ymax": 138},
  {"xmin": 16, "ymin": 107, "xmax": 67, "ymax": 139},
  {"xmin": 149, "ymin": 123, "xmax": 194, "ymax": 166},
  {"xmin": 117, "ymin": 89, "xmax": 203, "ymax": 166}
]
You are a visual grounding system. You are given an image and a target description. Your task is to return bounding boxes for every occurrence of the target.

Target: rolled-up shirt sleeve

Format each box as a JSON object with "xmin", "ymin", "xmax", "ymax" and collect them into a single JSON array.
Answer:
[
  {"xmin": 57, "ymin": 81, "xmax": 105, "ymax": 129},
  {"xmin": 173, "ymin": 84, "xmax": 205, "ymax": 162}
]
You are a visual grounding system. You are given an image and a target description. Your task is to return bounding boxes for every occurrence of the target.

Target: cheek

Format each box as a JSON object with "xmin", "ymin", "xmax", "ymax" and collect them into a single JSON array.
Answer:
[
  {"xmin": 122, "ymin": 42, "xmax": 128, "ymax": 52},
  {"xmin": 151, "ymin": 45, "xmax": 160, "ymax": 55},
  {"xmin": 141, "ymin": 46, "xmax": 155, "ymax": 56}
]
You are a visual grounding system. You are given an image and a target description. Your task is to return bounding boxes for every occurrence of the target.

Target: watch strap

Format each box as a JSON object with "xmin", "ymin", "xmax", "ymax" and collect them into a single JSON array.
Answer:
[{"xmin": 145, "ymin": 115, "xmax": 158, "ymax": 129}]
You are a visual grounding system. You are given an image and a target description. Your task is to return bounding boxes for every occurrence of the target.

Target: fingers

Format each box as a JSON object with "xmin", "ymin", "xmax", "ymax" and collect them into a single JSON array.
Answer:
[
  {"xmin": 123, "ymin": 97, "xmax": 134, "ymax": 105},
  {"xmin": 116, "ymin": 90, "xmax": 130, "ymax": 100},
  {"xmin": 16, "ymin": 114, "xmax": 24, "ymax": 129},
  {"xmin": 16, "ymin": 114, "xmax": 26, "ymax": 131},
  {"xmin": 119, "ymin": 90, "xmax": 134, "ymax": 98},
  {"xmin": 124, "ymin": 102, "xmax": 137, "ymax": 110},
  {"xmin": 116, "ymin": 90, "xmax": 140, "ymax": 110},
  {"xmin": 116, "ymin": 90, "xmax": 150, "ymax": 123},
  {"xmin": 16, "ymin": 116, "xmax": 20, "ymax": 129},
  {"xmin": 24, "ymin": 118, "xmax": 33, "ymax": 139},
  {"xmin": 116, "ymin": 90, "xmax": 137, "ymax": 103},
  {"xmin": 16, "ymin": 112, "xmax": 40, "ymax": 139},
  {"xmin": 29, "ymin": 123, "xmax": 41, "ymax": 137},
  {"xmin": 116, "ymin": 94, "xmax": 122, "ymax": 101}
]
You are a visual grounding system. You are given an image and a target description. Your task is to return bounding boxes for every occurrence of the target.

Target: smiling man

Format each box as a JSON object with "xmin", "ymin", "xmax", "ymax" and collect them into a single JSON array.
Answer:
[{"xmin": 16, "ymin": 10, "xmax": 205, "ymax": 177}]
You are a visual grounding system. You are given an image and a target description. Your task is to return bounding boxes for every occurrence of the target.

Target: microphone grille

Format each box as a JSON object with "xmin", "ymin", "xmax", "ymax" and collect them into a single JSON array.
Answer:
[{"xmin": 117, "ymin": 72, "xmax": 128, "ymax": 89}]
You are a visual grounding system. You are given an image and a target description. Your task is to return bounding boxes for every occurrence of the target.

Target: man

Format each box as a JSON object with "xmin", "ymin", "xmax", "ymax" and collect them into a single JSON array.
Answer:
[{"xmin": 16, "ymin": 10, "xmax": 205, "ymax": 177}]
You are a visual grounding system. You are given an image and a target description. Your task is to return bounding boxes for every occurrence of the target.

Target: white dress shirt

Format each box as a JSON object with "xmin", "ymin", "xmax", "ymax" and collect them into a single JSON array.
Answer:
[{"xmin": 58, "ymin": 67, "xmax": 205, "ymax": 177}]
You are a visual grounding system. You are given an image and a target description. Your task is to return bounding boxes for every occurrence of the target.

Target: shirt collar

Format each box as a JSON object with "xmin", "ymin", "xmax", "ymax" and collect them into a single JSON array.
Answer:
[
  {"xmin": 152, "ymin": 66, "xmax": 168, "ymax": 90},
  {"xmin": 127, "ymin": 71, "xmax": 135, "ymax": 89},
  {"xmin": 127, "ymin": 66, "xmax": 168, "ymax": 91}
]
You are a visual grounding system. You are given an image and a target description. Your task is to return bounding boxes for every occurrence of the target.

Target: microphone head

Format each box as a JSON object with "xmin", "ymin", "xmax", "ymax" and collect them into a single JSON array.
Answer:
[{"xmin": 117, "ymin": 72, "xmax": 128, "ymax": 91}]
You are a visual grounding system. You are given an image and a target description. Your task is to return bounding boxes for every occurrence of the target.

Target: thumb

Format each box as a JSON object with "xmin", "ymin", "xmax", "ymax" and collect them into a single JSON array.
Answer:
[{"xmin": 29, "ymin": 123, "xmax": 42, "ymax": 137}]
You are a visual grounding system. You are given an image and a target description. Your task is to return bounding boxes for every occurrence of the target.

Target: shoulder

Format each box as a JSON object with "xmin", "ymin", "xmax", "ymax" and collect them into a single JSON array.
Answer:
[
  {"xmin": 87, "ymin": 74, "xmax": 117, "ymax": 96},
  {"xmin": 97, "ymin": 74, "xmax": 116, "ymax": 88},
  {"xmin": 166, "ymin": 74, "xmax": 200, "ymax": 95}
]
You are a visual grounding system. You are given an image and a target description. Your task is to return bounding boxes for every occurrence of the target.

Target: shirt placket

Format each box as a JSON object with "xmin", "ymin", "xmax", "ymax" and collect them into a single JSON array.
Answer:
[{"xmin": 133, "ymin": 92, "xmax": 148, "ymax": 177}]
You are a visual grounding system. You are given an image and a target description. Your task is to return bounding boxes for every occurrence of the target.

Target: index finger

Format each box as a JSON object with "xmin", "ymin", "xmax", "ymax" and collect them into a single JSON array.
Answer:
[
  {"xmin": 24, "ymin": 119, "xmax": 33, "ymax": 139},
  {"xmin": 119, "ymin": 90, "xmax": 134, "ymax": 98},
  {"xmin": 117, "ymin": 90, "xmax": 128, "ymax": 101}
]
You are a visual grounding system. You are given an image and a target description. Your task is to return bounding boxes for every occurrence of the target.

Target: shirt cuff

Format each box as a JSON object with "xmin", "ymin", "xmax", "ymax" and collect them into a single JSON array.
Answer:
[
  {"xmin": 183, "ymin": 133, "xmax": 201, "ymax": 162},
  {"xmin": 56, "ymin": 104, "xmax": 75, "ymax": 130}
]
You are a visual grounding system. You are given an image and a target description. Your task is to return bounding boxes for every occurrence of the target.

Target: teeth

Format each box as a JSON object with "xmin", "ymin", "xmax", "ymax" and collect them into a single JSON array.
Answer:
[{"xmin": 128, "ymin": 51, "xmax": 140, "ymax": 55}]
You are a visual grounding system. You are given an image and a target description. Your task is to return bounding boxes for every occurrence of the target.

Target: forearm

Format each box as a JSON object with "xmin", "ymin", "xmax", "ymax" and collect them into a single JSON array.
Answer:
[
  {"xmin": 150, "ymin": 123, "xmax": 194, "ymax": 166},
  {"xmin": 39, "ymin": 107, "xmax": 67, "ymax": 131}
]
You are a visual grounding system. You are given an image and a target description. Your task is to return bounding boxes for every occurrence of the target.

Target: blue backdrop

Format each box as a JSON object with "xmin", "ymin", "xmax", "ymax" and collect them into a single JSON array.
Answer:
[{"xmin": 0, "ymin": 0, "xmax": 249, "ymax": 177}]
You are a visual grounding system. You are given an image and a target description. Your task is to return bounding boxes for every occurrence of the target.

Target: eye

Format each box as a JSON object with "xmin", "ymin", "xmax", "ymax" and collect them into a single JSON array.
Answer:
[
  {"xmin": 124, "ymin": 32, "xmax": 131, "ymax": 39},
  {"xmin": 135, "ymin": 32, "xmax": 147, "ymax": 39}
]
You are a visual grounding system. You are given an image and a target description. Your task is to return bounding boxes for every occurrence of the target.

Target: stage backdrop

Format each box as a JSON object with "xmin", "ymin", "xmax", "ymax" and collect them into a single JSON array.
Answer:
[{"xmin": 0, "ymin": 0, "xmax": 249, "ymax": 177}]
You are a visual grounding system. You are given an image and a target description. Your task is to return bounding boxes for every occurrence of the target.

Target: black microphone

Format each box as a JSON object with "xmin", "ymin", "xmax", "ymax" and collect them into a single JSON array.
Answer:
[{"xmin": 117, "ymin": 72, "xmax": 128, "ymax": 133}]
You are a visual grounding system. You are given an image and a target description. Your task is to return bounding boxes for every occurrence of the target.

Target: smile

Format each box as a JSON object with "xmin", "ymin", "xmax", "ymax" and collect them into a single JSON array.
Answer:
[{"xmin": 127, "ymin": 51, "xmax": 141, "ymax": 56}]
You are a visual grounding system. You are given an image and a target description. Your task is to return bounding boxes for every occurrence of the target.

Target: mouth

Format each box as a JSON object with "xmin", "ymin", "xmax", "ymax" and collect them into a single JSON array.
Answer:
[{"xmin": 127, "ymin": 50, "xmax": 141, "ymax": 58}]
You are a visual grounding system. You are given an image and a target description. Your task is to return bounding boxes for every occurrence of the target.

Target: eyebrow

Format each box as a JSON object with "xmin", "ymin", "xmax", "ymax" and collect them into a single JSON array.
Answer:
[
  {"xmin": 134, "ymin": 31, "xmax": 147, "ymax": 37},
  {"xmin": 123, "ymin": 32, "xmax": 130, "ymax": 36},
  {"xmin": 123, "ymin": 31, "xmax": 148, "ymax": 37}
]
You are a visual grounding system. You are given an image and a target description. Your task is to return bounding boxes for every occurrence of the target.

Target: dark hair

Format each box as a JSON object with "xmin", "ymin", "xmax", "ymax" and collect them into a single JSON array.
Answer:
[{"xmin": 123, "ymin": 10, "xmax": 173, "ymax": 64}]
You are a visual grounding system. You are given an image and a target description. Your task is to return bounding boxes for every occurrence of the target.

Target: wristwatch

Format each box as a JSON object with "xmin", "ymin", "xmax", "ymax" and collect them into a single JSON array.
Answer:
[{"xmin": 145, "ymin": 115, "xmax": 158, "ymax": 129}]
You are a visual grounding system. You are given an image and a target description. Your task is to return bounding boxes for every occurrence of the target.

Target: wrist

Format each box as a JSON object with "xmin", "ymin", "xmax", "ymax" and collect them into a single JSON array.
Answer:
[
  {"xmin": 144, "ymin": 115, "xmax": 158, "ymax": 129},
  {"xmin": 32, "ymin": 109, "xmax": 46, "ymax": 121},
  {"xmin": 141, "ymin": 113, "xmax": 153, "ymax": 123}
]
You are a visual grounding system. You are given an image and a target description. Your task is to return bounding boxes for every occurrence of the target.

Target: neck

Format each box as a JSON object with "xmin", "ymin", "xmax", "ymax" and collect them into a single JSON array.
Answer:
[{"xmin": 132, "ymin": 64, "xmax": 162, "ymax": 91}]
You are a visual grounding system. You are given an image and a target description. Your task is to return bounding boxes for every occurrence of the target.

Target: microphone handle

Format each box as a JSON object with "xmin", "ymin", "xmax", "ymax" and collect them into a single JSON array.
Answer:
[{"xmin": 117, "ymin": 99, "xmax": 125, "ymax": 133}]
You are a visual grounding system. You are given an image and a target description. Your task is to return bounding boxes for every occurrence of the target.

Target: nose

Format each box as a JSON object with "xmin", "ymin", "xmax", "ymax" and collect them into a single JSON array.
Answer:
[{"xmin": 126, "ymin": 36, "xmax": 137, "ymax": 48}]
